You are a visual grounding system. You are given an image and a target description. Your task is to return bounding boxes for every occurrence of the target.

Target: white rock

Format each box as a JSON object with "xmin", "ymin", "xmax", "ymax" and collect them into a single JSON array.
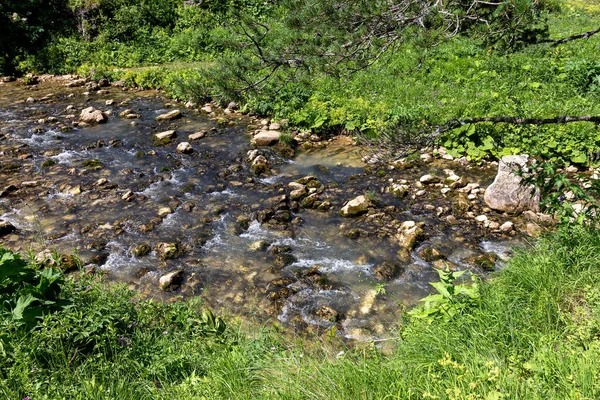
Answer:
[
  {"xmin": 155, "ymin": 109, "xmax": 182, "ymax": 121},
  {"xmin": 79, "ymin": 107, "xmax": 107, "ymax": 124},
  {"xmin": 252, "ymin": 130, "xmax": 280, "ymax": 146},
  {"xmin": 155, "ymin": 130, "xmax": 176, "ymax": 140},
  {"xmin": 188, "ymin": 131, "xmax": 205, "ymax": 140},
  {"xmin": 419, "ymin": 174, "xmax": 441, "ymax": 184},
  {"xmin": 176, "ymin": 142, "xmax": 193, "ymax": 154},
  {"xmin": 340, "ymin": 195, "xmax": 371, "ymax": 217},
  {"xmin": 475, "ymin": 215, "xmax": 488, "ymax": 223},
  {"xmin": 159, "ymin": 270, "xmax": 184, "ymax": 291},
  {"xmin": 484, "ymin": 154, "xmax": 540, "ymax": 214},
  {"xmin": 158, "ymin": 207, "xmax": 173, "ymax": 217},
  {"xmin": 499, "ymin": 221, "xmax": 514, "ymax": 232}
]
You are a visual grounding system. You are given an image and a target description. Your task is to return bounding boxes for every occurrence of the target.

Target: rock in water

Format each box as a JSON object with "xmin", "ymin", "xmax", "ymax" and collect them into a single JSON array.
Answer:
[
  {"xmin": 79, "ymin": 107, "xmax": 107, "ymax": 124},
  {"xmin": 252, "ymin": 130, "xmax": 280, "ymax": 146},
  {"xmin": 155, "ymin": 109, "xmax": 182, "ymax": 121},
  {"xmin": 154, "ymin": 130, "xmax": 176, "ymax": 140},
  {"xmin": 251, "ymin": 155, "xmax": 271, "ymax": 175},
  {"xmin": 155, "ymin": 242, "xmax": 181, "ymax": 259},
  {"xmin": 159, "ymin": 270, "xmax": 184, "ymax": 291},
  {"xmin": 176, "ymin": 142, "xmax": 193, "ymax": 154},
  {"xmin": 340, "ymin": 195, "xmax": 371, "ymax": 217},
  {"xmin": 484, "ymin": 155, "xmax": 539, "ymax": 214},
  {"xmin": 0, "ymin": 220, "xmax": 16, "ymax": 236}
]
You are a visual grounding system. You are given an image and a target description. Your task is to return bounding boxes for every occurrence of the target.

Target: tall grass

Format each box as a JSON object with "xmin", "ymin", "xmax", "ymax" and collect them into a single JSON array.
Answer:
[
  {"xmin": 3, "ymin": 228, "xmax": 600, "ymax": 399},
  {"xmin": 258, "ymin": 228, "xmax": 600, "ymax": 399}
]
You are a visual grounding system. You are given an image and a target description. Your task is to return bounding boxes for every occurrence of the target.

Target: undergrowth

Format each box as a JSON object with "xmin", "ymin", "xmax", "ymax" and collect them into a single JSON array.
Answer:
[{"xmin": 3, "ymin": 226, "xmax": 600, "ymax": 398}]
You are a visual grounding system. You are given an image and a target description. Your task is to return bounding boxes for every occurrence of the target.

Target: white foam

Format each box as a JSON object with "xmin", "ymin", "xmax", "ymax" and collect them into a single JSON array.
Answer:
[
  {"xmin": 208, "ymin": 188, "xmax": 237, "ymax": 197},
  {"xmin": 289, "ymin": 257, "xmax": 372, "ymax": 273},
  {"xmin": 259, "ymin": 176, "xmax": 280, "ymax": 185}
]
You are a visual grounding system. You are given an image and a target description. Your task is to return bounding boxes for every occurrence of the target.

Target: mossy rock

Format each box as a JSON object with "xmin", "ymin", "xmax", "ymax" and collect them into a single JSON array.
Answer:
[{"xmin": 82, "ymin": 159, "xmax": 103, "ymax": 170}]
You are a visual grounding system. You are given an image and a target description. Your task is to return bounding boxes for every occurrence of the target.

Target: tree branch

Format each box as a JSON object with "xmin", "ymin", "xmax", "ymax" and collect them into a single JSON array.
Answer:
[{"xmin": 537, "ymin": 26, "xmax": 600, "ymax": 46}]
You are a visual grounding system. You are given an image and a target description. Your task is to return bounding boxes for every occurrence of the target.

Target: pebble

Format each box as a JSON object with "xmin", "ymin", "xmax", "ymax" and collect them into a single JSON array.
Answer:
[
  {"xmin": 475, "ymin": 215, "xmax": 488, "ymax": 223},
  {"xmin": 419, "ymin": 174, "xmax": 441, "ymax": 184}
]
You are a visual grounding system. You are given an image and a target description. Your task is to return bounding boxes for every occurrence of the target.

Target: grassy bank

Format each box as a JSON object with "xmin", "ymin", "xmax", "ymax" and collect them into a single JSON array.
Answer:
[
  {"xmin": 3, "ymin": 227, "xmax": 600, "ymax": 399},
  {"xmin": 42, "ymin": 0, "xmax": 600, "ymax": 165}
]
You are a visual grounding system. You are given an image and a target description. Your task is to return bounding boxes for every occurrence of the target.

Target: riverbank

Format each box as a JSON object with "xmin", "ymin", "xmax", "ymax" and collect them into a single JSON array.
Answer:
[{"xmin": 2, "ymin": 226, "xmax": 600, "ymax": 399}]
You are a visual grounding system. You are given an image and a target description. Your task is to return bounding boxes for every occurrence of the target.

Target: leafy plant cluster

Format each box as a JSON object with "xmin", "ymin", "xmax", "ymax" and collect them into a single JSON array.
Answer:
[
  {"xmin": 0, "ymin": 247, "xmax": 259, "ymax": 399},
  {"xmin": 408, "ymin": 268, "xmax": 480, "ymax": 324},
  {"xmin": 523, "ymin": 160, "xmax": 600, "ymax": 227},
  {"xmin": 0, "ymin": 248, "xmax": 69, "ymax": 326}
]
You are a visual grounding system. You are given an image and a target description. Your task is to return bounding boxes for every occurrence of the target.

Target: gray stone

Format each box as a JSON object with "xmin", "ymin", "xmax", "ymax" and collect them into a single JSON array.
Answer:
[
  {"xmin": 252, "ymin": 130, "xmax": 280, "ymax": 146},
  {"xmin": 484, "ymin": 155, "xmax": 540, "ymax": 214}
]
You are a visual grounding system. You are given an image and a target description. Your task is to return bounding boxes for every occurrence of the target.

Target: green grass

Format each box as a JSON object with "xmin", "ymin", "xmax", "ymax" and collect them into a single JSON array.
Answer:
[
  {"xmin": 3, "ymin": 227, "xmax": 600, "ymax": 398},
  {"xmin": 70, "ymin": 2, "xmax": 600, "ymax": 164}
]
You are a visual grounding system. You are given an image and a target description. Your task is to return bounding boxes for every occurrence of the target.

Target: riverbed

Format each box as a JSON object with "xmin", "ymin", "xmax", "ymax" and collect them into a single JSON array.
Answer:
[{"xmin": 0, "ymin": 75, "xmax": 528, "ymax": 340}]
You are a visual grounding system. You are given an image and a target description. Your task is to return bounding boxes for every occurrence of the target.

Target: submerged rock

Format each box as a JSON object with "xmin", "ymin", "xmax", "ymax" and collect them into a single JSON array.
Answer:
[
  {"xmin": 373, "ymin": 261, "xmax": 402, "ymax": 281},
  {"xmin": 417, "ymin": 247, "xmax": 445, "ymax": 262},
  {"xmin": 315, "ymin": 305, "xmax": 340, "ymax": 322},
  {"xmin": 484, "ymin": 155, "xmax": 540, "ymax": 214},
  {"xmin": 340, "ymin": 195, "xmax": 371, "ymax": 217}
]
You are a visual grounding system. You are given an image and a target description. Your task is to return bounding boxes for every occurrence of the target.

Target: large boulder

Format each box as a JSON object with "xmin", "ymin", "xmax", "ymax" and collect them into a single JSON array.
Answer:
[
  {"xmin": 79, "ymin": 107, "xmax": 107, "ymax": 124},
  {"xmin": 484, "ymin": 155, "xmax": 539, "ymax": 214},
  {"xmin": 340, "ymin": 195, "xmax": 371, "ymax": 217},
  {"xmin": 252, "ymin": 130, "xmax": 280, "ymax": 146}
]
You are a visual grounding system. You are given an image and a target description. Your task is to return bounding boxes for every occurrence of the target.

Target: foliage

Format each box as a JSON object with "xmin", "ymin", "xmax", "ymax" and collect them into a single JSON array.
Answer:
[
  {"xmin": 4, "ymin": 229, "xmax": 600, "ymax": 398},
  {"xmin": 0, "ymin": 248, "xmax": 69, "ymax": 326},
  {"xmin": 408, "ymin": 268, "xmax": 480, "ymax": 323},
  {"xmin": 524, "ymin": 160, "xmax": 600, "ymax": 226},
  {"xmin": 0, "ymin": 0, "xmax": 74, "ymax": 75}
]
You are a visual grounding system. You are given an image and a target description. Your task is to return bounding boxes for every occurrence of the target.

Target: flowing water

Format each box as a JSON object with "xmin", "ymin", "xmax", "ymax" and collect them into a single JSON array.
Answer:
[{"xmin": 0, "ymin": 77, "xmax": 525, "ymax": 340}]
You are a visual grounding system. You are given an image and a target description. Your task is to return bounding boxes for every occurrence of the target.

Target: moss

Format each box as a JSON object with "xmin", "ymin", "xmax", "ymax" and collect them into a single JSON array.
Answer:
[{"xmin": 81, "ymin": 159, "xmax": 103, "ymax": 170}]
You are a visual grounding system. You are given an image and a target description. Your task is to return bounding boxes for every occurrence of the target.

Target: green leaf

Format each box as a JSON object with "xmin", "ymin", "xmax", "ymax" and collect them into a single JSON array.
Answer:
[
  {"xmin": 430, "ymin": 281, "xmax": 452, "ymax": 299},
  {"xmin": 12, "ymin": 294, "xmax": 37, "ymax": 321}
]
